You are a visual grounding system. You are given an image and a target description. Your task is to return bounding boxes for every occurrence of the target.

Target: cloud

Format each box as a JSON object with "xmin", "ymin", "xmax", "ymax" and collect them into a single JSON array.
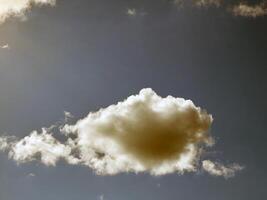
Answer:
[
  {"xmin": 28, "ymin": 173, "xmax": 36, "ymax": 177},
  {"xmin": 126, "ymin": 8, "xmax": 147, "ymax": 17},
  {"xmin": 0, "ymin": 0, "xmax": 265, "ymax": 23},
  {"xmin": 202, "ymin": 160, "xmax": 244, "ymax": 178},
  {"xmin": 61, "ymin": 88, "xmax": 214, "ymax": 175},
  {"xmin": 127, "ymin": 8, "xmax": 137, "ymax": 16},
  {"xmin": 0, "ymin": 0, "xmax": 56, "ymax": 23},
  {"xmin": 1, "ymin": 44, "xmax": 9, "ymax": 49},
  {"xmin": 193, "ymin": 0, "xmax": 221, "ymax": 7},
  {"xmin": 7, "ymin": 129, "xmax": 79, "ymax": 166},
  {"xmin": 231, "ymin": 1, "xmax": 267, "ymax": 18},
  {"xmin": 173, "ymin": 0, "xmax": 267, "ymax": 17},
  {"xmin": 173, "ymin": 0, "xmax": 221, "ymax": 7},
  {"xmin": 0, "ymin": 88, "xmax": 242, "ymax": 177},
  {"xmin": 0, "ymin": 136, "xmax": 9, "ymax": 151}
]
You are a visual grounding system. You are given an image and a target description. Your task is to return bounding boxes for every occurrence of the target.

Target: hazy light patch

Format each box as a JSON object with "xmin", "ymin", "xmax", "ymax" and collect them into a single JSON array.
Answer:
[{"xmin": 98, "ymin": 194, "xmax": 104, "ymax": 200}]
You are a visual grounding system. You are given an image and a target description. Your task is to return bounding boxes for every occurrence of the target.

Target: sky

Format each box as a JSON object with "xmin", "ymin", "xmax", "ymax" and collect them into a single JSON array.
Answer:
[{"xmin": 0, "ymin": 0, "xmax": 267, "ymax": 200}]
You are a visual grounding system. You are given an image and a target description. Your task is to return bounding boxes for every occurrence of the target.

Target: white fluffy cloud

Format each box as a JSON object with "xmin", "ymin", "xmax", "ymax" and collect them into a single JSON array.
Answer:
[
  {"xmin": 0, "ymin": 88, "xmax": 242, "ymax": 177},
  {"xmin": 0, "ymin": 0, "xmax": 56, "ymax": 23},
  {"xmin": 62, "ymin": 88, "xmax": 213, "ymax": 175}
]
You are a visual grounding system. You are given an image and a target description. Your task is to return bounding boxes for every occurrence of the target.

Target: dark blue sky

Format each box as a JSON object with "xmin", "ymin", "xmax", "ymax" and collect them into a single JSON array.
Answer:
[{"xmin": 0, "ymin": 0, "xmax": 266, "ymax": 199}]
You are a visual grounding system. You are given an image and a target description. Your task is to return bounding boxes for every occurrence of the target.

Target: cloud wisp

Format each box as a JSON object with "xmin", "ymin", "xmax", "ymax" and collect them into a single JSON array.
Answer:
[
  {"xmin": 0, "ymin": 88, "xmax": 243, "ymax": 177},
  {"xmin": 0, "ymin": 0, "xmax": 56, "ymax": 23},
  {"xmin": 174, "ymin": 0, "xmax": 267, "ymax": 17},
  {"xmin": 202, "ymin": 160, "xmax": 244, "ymax": 178},
  {"xmin": 173, "ymin": 0, "xmax": 221, "ymax": 7},
  {"xmin": 126, "ymin": 8, "xmax": 147, "ymax": 17},
  {"xmin": 231, "ymin": 1, "xmax": 267, "ymax": 18},
  {"xmin": 127, "ymin": 8, "xmax": 137, "ymax": 17},
  {"xmin": 1, "ymin": 44, "xmax": 9, "ymax": 49}
]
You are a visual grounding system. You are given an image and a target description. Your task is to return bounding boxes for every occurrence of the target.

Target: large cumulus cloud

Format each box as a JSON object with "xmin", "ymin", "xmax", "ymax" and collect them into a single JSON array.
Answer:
[{"xmin": 0, "ymin": 88, "xmax": 243, "ymax": 177}]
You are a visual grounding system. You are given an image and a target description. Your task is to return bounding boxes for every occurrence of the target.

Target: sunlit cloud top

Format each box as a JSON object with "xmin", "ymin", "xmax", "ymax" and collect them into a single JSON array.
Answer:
[{"xmin": 0, "ymin": 0, "xmax": 56, "ymax": 23}]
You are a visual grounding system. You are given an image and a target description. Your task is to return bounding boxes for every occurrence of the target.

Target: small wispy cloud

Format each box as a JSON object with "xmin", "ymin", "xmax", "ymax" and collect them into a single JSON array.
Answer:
[
  {"xmin": 126, "ymin": 8, "xmax": 147, "ymax": 17},
  {"xmin": 127, "ymin": 8, "xmax": 137, "ymax": 16},
  {"xmin": 1, "ymin": 44, "xmax": 9, "ymax": 49},
  {"xmin": 64, "ymin": 111, "xmax": 74, "ymax": 122},
  {"xmin": 0, "ymin": 88, "xmax": 243, "ymax": 178},
  {"xmin": 28, "ymin": 173, "xmax": 36, "ymax": 177},
  {"xmin": 173, "ymin": 0, "xmax": 221, "ymax": 8},
  {"xmin": 202, "ymin": 160, "xmax": 244, "ymax": 178},
  {"xmin": 0, "ymin": 136, "xmax": 9, "ymax": 150},
  {"xmin": 194, "ymin": 0, "xmax": 221, "ymax": 7}
]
